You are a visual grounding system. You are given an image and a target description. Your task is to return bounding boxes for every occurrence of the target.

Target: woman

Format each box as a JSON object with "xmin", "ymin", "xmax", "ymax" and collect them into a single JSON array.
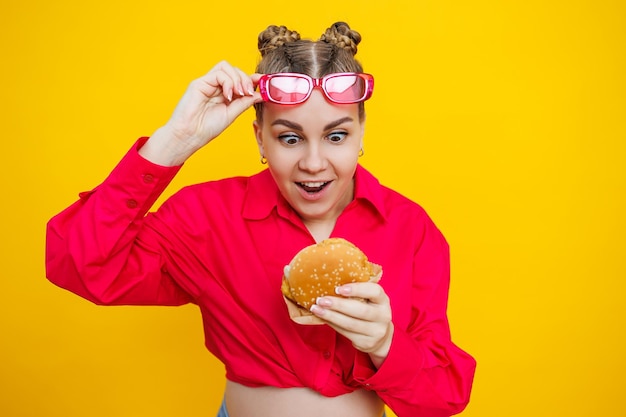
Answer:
[{"xmin": 46, "ymin": 22, "xmax": 476, "ymax": 417}]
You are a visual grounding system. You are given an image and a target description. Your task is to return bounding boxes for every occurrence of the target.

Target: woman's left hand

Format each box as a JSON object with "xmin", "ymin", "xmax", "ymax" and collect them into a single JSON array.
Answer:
[{"xmin": 311, "ymin": 282, "xmax": 394, "ymax": 368}]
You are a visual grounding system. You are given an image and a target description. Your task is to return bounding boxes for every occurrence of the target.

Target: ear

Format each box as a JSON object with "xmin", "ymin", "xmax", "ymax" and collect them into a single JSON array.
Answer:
[{"xmin": 253, "ymin": 120, "xmax": 264, "ymax": 156}]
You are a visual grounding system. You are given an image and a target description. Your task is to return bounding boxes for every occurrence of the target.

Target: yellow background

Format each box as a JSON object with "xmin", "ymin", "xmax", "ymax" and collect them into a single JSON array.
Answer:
[{"xmin": 2, "ymin": 0, "xmax": 624, "ymax": 416}]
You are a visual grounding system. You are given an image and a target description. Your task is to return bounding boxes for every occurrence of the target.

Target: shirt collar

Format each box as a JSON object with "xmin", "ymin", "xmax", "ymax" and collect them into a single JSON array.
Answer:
[
  {"xmin": 242, "ymin": 165, "xmax": 388, "ymax": 222},
  {"xmin": 352, "ymin": 164, "xmax": 389, "ymax": 221}
]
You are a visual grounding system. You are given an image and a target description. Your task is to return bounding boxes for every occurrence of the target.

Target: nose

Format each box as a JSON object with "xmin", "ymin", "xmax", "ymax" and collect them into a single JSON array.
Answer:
[{"xmin": 298, "ymin": 142, "xmax": 328, "ymax": 173}]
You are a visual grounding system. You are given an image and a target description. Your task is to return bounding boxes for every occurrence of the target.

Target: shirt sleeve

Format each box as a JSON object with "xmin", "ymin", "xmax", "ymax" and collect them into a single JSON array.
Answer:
[
  {"xmin": 352, "ymin": 218, "xmax": 476, "ymax": 417},
  {"xmin": 45, "ymin": 138, "xmax": 192, "ymax": 306}
]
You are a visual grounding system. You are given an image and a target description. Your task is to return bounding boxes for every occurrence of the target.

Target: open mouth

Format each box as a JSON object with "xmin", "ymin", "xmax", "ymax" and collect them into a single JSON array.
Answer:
[{"xmin": 297, "ymin": 181, "xmax": 331, "ymax": 194}]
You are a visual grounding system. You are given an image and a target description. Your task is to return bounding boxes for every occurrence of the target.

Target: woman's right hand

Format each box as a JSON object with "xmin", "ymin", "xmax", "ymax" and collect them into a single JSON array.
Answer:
[{"xmin": 139, "ymin": 61, "xmax": 263, "ymax": 166}]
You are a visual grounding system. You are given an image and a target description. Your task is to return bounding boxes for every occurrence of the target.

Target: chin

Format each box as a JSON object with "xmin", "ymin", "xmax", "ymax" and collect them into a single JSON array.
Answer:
[{"xmin": 285, "ymin": 183, "xmax": 353, "ymax": 222}]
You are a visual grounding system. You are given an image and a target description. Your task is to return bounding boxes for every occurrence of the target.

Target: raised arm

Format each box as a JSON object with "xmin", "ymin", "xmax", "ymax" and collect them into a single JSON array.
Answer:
[
  {"xmin": 141, "ymin": 61, "xmax": 262, "ymax": 166},
  {"xmin": 46, "ymin": 62, "xmax": 262, "ymax": 305}
]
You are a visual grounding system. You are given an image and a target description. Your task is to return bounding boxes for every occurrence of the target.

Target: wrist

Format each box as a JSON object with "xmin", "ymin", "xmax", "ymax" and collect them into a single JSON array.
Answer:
[
  {"xmin": 368, "ymin": 323, "xmax": 394, "ymax": 368},
  {"xmin": 139, "ymin": 126, "xmax": 198, "ymax": 166}
]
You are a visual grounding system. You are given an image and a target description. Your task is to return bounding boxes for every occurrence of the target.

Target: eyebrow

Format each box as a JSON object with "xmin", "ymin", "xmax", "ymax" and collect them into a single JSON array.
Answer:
[{"xmin": 271, "ymin": 117, "xmax": 354, "ymax": 131}]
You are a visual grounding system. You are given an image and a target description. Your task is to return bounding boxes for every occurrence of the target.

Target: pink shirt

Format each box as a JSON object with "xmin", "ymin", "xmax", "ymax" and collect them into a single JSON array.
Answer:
[{"xmin": 46, "ymin": 138, "xmax": 475, "ymax": 417}]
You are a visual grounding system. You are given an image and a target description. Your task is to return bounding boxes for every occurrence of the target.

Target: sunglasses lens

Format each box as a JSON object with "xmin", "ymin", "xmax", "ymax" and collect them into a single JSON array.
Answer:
[
  {"xmin": 267, "ymin": 76, "xmax": 310, "ymax": 103},
  {"xmin": 325, "ymin": 75, "xmax": 365, "ymax": 103}
]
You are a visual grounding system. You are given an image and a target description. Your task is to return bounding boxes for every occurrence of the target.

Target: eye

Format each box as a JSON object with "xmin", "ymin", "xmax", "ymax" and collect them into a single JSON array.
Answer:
[
  {"xmin": 327, "ymin": 131, "xmax": 348, "ymax": 143},
  {"xmin": 278, "ymin": 133, "xmax": 302, "ymax": 146}
]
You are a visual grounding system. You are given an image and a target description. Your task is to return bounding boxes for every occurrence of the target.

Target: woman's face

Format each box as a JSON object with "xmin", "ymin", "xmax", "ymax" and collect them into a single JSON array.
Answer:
[{"xmin": 253, "ymin": 90, "xmax": 365, "ymax": 226}]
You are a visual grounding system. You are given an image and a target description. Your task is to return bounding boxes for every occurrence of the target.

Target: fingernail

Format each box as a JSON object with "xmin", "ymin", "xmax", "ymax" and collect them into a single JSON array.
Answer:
[
  {"xmin": 336, "ymin": 285, "xmax": 351, "ymax": 295},
  {"xmin": 310, "ymin": 305, "xmax": 325, "ymax": 315},
  {"xmin": 316, "ymin": 297, "xmax": 331, "ymax": 307}
]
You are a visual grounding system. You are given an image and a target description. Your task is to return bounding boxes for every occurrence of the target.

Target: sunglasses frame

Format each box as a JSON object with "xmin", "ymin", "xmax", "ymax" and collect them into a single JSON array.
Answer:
[{"xmin": 258, "ymin": 72, "xmax": 374, "ymax": 105}]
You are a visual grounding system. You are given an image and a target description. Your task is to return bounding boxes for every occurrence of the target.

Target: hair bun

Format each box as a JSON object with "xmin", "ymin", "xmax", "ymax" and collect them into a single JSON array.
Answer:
[
  {"xmin": 319, "ymin": 21, "xmax": 361, "ymax": 56},
  {"xmin": 258, "ymin": 25, "xmax": 301, "ymax": 56}
]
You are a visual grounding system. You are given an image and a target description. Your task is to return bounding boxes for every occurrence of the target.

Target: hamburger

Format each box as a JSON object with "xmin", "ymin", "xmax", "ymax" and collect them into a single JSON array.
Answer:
[{"xmin": 281, "ymin": 238, "xmax": 382, "ymax": 325}]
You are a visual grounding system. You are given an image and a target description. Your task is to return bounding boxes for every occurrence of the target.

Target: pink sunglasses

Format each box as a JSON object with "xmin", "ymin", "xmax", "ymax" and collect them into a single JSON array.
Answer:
[{"xmin": 258, "ymin": 72, "xmax": 374, "ymax": 105}]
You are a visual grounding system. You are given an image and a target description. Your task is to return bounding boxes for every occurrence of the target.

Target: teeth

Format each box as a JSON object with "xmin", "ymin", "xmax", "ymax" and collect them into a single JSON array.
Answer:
[{"xmin": 300, "ymin": 181, "xmax": 327, "ymax": 187}]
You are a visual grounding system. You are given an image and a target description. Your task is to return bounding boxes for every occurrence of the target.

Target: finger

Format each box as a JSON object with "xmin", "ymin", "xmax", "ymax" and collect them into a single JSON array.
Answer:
[
  {"xmin": 310, "ymin": 303, "xmax": 370, "ymax": 335},
  {"xmin": 211, "ymin": 63, "xmax": 253, "ymax": 98},
  {"xmin": 234, "ymin": 67, "xmax": 256, "ymax": 96},
  {"xmin": 311, "ymin": 304, "xmax": 391, "ymax": 354},
  {"xmin": 223, "ymin": 93, "xmax": 262, "ymax": 118},
  {"xmin": 250, "ymin": 73, "xmax": 264, "ymax": 84},
  {"xmin": 207, "ymin": 60, "xmax": 245, "ymax": 82},
  {"xmin": 196, "ymin": 62, "xmax": 247, "ymax": 101},
  {"xmin": 188, "ymin": 70, "xmax": 234, "ymax": 102},
  {"xmin": 317, "ymin": 295, "xmax": 380, "ymax": 322},
  {"xmin": 336, "ymin": 282, "xmax": 389, "ymax": 305}
]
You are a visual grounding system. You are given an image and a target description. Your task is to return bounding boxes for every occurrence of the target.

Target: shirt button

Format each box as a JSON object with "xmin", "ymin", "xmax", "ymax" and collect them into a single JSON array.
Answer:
[
  {"xmin": 126, "ymin": 199, "xmax": 138, "ymax": 208},
  {"xmin": 143, "ymin": 174, "xmax": 154, "ymax": 183},
  {"xmin": 322, "ymin": 351, "xmax": 331, "ymax": 359}
]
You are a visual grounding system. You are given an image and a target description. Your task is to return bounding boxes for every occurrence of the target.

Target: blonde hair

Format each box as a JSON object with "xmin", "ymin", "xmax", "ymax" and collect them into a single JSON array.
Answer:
[{"xmin": 254, "ymin": 22, "xmax": 366, "ymax": 121}]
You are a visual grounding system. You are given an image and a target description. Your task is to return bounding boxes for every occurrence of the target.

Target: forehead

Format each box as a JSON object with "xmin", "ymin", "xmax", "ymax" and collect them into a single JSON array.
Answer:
[{"xmin": 260, "ymin": 90, "xmax": 360, "ymax": 128}]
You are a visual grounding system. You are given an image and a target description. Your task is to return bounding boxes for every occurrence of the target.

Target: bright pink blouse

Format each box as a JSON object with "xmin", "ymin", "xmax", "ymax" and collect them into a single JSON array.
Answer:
[{"xmin": 46, "ymin": 138, "xmax": 476, "ymax": 417}]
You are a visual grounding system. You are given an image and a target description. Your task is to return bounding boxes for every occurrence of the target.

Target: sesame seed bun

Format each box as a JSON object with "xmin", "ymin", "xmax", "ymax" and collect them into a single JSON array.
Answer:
[{"xmin": 281, "ymin": 238, "xmax": 382, "ymax": 325}]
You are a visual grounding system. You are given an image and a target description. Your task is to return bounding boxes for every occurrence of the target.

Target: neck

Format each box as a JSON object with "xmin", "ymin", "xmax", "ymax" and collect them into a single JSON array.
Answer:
[
  {"xmin": 303, "ymin": 219, "xmax": 336, "ymax": 243},
  {"xmin": 302, "ymin": 178, "xmax": 356, "ymax": 242}
]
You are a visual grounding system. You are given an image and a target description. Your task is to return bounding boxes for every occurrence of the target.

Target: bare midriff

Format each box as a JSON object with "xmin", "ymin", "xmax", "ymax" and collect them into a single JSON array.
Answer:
[{"xmin": 224, "ymin": 380, "xmax": 385, "ymax": 417}]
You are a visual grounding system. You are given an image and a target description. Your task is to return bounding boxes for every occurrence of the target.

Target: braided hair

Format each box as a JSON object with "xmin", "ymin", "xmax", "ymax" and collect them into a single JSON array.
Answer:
[{"xmin": 254, "ymin": 22, "xmax": 366, "ymax": 121}]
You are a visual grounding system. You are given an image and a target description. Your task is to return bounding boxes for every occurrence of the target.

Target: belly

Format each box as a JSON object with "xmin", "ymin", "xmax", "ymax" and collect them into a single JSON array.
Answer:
[{"xmin": 224, "ymin": 380, "xmax": 385, "ymax": 417}]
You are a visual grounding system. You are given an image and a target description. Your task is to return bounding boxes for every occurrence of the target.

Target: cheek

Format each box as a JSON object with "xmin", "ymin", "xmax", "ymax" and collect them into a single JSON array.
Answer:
[
  {"xmin": 333, "ymin": 144, "xmax": 361, "ymax": 168},
  {"xmin": 331, "ymin": 158, "xmax": 360, "ymax": 183},
  {"xmin": 267, "ymin": 156, "xmax": 297, "ymax": 185},
  {"xmin": 266, "ymin": 145, "xmax": 298, "ymax": 168}
]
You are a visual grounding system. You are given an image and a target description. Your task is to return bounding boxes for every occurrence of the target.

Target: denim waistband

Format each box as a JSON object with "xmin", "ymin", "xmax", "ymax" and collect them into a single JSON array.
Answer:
[{"xmin": 216, "ymin": 399, "xmax": 229, "ymax": 417}]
